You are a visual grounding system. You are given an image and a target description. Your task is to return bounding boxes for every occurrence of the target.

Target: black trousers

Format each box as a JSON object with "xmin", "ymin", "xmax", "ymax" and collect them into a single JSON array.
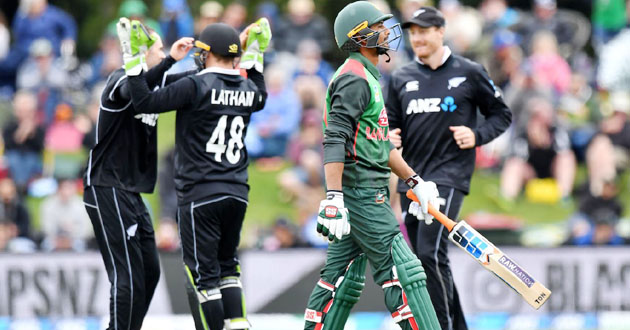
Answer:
[
  {"xmin": 84, "ymin": 186, "xmax": 160, "ymax": 330},
  {"xmin": 177, "ymin": 195, "xmax": 247, "ymax": 290},
  {"xmin": 400, "ymin": 185, "xmax": 468, "ymax": 330}
]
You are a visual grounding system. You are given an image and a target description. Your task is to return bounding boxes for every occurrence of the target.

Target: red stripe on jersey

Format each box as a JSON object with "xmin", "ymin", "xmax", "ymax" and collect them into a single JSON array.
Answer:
[
  {"xmin": 339, "ymin": 59, "xmax": 367, "ymax": 80},
  {"xmin": 353, "ymin": 123, "xmax": 360, "ymax": 161}
]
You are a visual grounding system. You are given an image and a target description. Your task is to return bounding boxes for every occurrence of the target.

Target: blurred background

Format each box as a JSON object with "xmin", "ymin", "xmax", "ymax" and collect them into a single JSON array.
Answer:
[{"xmin": 0, "ymin": 0, "xmax": 628, "ymax": 329}]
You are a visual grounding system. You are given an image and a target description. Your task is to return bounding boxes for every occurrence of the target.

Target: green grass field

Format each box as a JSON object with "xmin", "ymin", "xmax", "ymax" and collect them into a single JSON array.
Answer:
[{"xmin": 28, "ymin": 110, "xmax": 630, "ymax": 246}]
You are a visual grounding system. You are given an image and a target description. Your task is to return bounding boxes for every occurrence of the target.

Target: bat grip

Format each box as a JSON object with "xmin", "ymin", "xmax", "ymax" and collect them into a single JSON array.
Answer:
[{"xmin": 406, "ymin": 190, "xmax": 457, "ymax": 232}]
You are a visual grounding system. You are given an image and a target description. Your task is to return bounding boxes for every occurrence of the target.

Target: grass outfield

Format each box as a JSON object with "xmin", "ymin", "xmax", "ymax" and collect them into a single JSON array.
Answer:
[{"xmin": 27, "ymin": 110, "xmax": 630, "ymax": 244}]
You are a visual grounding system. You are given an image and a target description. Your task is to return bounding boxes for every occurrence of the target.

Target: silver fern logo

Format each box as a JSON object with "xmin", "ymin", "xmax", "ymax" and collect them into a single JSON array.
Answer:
[{"xmin": 448, "ymin": 77, "xmax": 466, "ymax": 90}]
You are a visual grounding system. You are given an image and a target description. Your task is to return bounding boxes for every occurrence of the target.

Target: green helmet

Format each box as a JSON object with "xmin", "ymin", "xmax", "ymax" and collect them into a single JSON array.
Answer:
[{"xmin": 334, "ymin": 1, "xmax": 395, "ymax": 51}]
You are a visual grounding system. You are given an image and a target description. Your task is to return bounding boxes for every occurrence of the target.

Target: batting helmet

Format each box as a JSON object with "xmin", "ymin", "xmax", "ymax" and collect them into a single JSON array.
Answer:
[{"xmin": 333, "ymin": 1, "xmax": 401, "ymax": 52}]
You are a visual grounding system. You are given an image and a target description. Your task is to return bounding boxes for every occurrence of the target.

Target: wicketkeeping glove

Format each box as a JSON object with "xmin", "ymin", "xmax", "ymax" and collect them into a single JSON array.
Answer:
[
  {"xmin": 117, "ymin": 17, "xmax": 155, "ymax": 76},
  {"xmin": 317, "ymin": 191, "xmax": 351, "ymax": 243},
  {"xmin": 240, "ymin": 17, "xmax": 272, "ymax": 73},
  {"xmin": 405, "ymin": 175, "xmax": 439, "ymax": 225}
]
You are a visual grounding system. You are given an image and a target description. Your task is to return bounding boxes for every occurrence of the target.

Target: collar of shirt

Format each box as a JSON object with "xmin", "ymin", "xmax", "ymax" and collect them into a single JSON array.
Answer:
[
  {"xmin": 197, "ymin": 67, "xmax": 241, "ymax": 76},
  {"xmin": 348, "ymin": 52, "xmax": 381, "ymax": 80},
  {"xmin": 415, "ymin": 46, "xmax": 452, "ymax": 69}
]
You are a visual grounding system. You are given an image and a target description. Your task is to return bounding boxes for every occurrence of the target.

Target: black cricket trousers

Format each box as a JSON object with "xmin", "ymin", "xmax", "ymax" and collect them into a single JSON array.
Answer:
[
  {"xmin": 401, "ymin": 185, "xmax": 468, "ymax": 330},
  {"xmin": 84, "ymin": 185, "xmax": 160, "ymax": 330}
]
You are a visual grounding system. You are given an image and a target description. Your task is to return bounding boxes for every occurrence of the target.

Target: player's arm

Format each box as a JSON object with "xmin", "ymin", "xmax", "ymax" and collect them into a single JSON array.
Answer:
[
  {"xmin": 127, "ymin": 74, "xmax": 197, "ymax": 114},
  {"xmin": 317, "ymin": 74, "xmax": 369, "ymax": 242},
  {"xmin": 119, "ymin": 37, "xmax": 194, "ymax": 100},
  {"xmin": 116, "ymin": 56, "xmax": 177, "ymax": 101},
  {"xmin": 323, "ymin": 74, "xmax": 370, "ymax": 189},
  {"xmin": 247, "ymin": 69, "xmax": 268, "ymax": 111},
  {"xmin": 471, "ymin": 64, "xmax": 512, "ymax": 146}
]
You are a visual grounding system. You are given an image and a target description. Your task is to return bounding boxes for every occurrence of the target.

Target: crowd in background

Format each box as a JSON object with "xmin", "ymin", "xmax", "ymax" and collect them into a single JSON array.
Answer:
[{"xmin": 0, "ymin": 0, "xmax": 628, "ymax": 253}]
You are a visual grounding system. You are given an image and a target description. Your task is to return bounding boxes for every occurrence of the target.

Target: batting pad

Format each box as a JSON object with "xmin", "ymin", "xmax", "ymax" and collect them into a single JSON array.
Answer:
[{"xmin": 391, "ymin": 234, "xmax": 441, "ymax": 330}]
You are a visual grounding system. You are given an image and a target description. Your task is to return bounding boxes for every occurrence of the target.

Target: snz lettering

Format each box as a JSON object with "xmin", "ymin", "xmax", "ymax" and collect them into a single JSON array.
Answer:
[{"xmin": 0, "ymin": 267, "xmax": 102, "ymax": 317}]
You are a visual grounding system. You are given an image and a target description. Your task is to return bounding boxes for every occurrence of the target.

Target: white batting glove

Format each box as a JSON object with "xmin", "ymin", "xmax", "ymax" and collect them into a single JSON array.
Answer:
[
  {"xmin": 317, "ymin": 191, "xmax": 351, "ymax": 243},
  {"xmin": 406, "ymin": 175, "xmax": 439, "ymax": 225}
]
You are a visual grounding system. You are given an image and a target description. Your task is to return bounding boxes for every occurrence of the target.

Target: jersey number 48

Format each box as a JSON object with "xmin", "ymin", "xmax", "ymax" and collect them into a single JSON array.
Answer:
[{"xmin": 206, "ymin": 115, "xmax": 245, "ymax": 164}]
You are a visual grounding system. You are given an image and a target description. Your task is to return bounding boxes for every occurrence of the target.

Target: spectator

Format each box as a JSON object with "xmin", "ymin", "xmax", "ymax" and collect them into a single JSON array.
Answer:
[
  {"xmin": 16, "ymin": 38, "xmax": 69, "ymax": 126},
  {"xmin": 256, "ymin": 1, "xmax": 281, "ymax": 31},
  {"xmin": 503, "ymin": 62, "xmax": 552, "ymax": 131},
  {"xmin": 44, "ymin": 103, "xmax": 83, "ymax": 152},
  {"xmin": 0, "ymin": 10, "xmax": 8, "ymax": 60},
  {"xmin": 586, "ymin": 91, "xmax": 630, "ymax": 197},
  {"xmin": 485, "ymin": 30, "xmax": 524, "ymax": 89},
  {"xmin": 292, "ymin": 39, "xmax": 333, "ymax": 86},
  {"xmin": 12, "ymin": 0, "xmax": 76, "ymax": 57},
  {"xmin": 84, "ymin": 28, "xmax": 123, "ymax": 89},
  {"xmin": 160, "ymin": 0, "xmax": 194, "ymax": 47},
  {"xmin": 0, "ymin": 177, "xmax": 32, "ymax": 252},
  {"xmin": 278, "ymin": 110, "xmax": 324, "ymax": 224},
  {"xmin": 479, "ymin": 0, "xmax": 525, "ymax": 34},
  {"xmin": 245, "ymin": 65, "xmax": 301, "ymax": 160},
  {"xmin": 516, "ymin": 0, "xmax": 590, "ymax": 58},
  {"xmin": 0, "ymin": 0, "xmax": 76, "ymax": 95},
  {"xmin": 259, "ymin": 218, "xmax": 307, "ymax": 251},
  {"xmin": 440, "ymin": 0, "xmax": 484, "ymax": 56},
  {"xmin": 500, "ymin": 97, "xmax": 576, "ymax": 203},
  {"xmin": 568, "ymin": 182, "xmax": 625, "ymax": 245},
  {"xmin": 78, "ymin": 84, "xmax": 103, "ymax": 150},
  {"xmin": 117, "ymin": 0, "xmax": 162, "ymax": 36},
  {"xmin": 195, "ymin": 1, "xmax": 223, "ymax": 36},
  {"xmin": 40, "ymin": 179, "xmax": 93, "ymax": 251},
  {"xmin": 557, "ymin": 72, "xmax": 598, "ymax": 160},
  {"xmin": 221, "ymin": 2, "xmax": 248, "ymax": 31},
  {"xmin": 527, "ymin": 30, "xmax": 572, "ymax": 96},
  {"xmin": 591, "ymin": 0, "xmax": 627, "ymax": 52},
  {"xmin": 2, "ymin": 90, "xmax": 45, "ymax": 194},
  {"xmin": 597, "ymin": 26, "xmax": 630, "ymax": 91},
  {"xmin": 156, "ymin": 147, "xmax": 179, "ymax": 252},
  {"xmin": 274, "ymin": 0, "xmax": 333, "ymax": 55}
]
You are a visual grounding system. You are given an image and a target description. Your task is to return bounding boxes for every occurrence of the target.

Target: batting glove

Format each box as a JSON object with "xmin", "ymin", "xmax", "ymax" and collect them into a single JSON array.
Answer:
[
  {"xmin": 117, "ymin": 17, "xmax": 155, "ymax": 76},
  {"xmin": 406, "ymin": 175, "xmax": 439, "ymax": 225},
  {"xmin": 317, "ymin": 191, "xmax": 351, "ymax": 243},
  {"xmin": 240, "ymin": 18, "xmax": 272, "ymax": 73}
]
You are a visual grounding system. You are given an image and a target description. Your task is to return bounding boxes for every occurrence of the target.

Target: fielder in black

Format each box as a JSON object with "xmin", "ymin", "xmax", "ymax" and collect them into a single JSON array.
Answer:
[
  {"xmin": 385, "ymin": 7, "xmax": 512, "ymax": 330},
  {"xmin": 82, "ymin": 27, "xmax": 194, "ymax": 330},
  {"xmin": 118, "ymin": 20, "xmax": 269, "ymax": 330}
]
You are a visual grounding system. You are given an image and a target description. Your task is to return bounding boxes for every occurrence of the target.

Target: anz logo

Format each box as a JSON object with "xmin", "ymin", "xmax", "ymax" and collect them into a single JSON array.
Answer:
[
  {"xmin": 406, "ymin": 96, "xmax": 457, "ymax": 114},
  {"xmin": 451, "ymin": 226, "xmax": 487, "ymax": 260},
  {"xmin": 441, "ymin": 96, "xmax": 457, "ymax": 112}
]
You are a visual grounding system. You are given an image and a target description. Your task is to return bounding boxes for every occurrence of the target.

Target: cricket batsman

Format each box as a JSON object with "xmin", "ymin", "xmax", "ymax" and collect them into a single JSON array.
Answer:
[{"xmin": 303, "ymin": 2, "xmax": 441, "ymax": 329}]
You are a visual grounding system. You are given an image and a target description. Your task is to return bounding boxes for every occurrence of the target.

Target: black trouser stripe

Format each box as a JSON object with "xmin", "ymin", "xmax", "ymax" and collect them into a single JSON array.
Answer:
[
  {"xmin": 92, "ymin": 186, "xmax": 118, "ymax": 330},
  {"xmin": 434, "ymin": 187, "xmax": 455, "ymax": 330},
  {"xmin": 112, "ymin": 188, "xmax": 133, "ymax": 330}
]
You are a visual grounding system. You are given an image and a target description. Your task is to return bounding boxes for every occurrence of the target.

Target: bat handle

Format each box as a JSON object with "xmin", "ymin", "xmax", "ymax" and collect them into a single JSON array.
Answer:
[{"xmin": 406, "ymin": 190, "xmax": 457, "ymax": 232}]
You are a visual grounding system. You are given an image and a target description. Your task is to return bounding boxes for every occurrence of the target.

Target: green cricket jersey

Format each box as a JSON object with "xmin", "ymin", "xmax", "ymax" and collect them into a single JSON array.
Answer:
[{"xmin": 323, "ymin": 52, "xmax": 393, "ymax": 188}]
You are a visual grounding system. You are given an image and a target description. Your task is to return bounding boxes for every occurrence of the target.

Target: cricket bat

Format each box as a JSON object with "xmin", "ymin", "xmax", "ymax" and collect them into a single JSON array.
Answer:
[{"xmin": 406, "ymin": 190, "xmax": 551, "ymax": 309}]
